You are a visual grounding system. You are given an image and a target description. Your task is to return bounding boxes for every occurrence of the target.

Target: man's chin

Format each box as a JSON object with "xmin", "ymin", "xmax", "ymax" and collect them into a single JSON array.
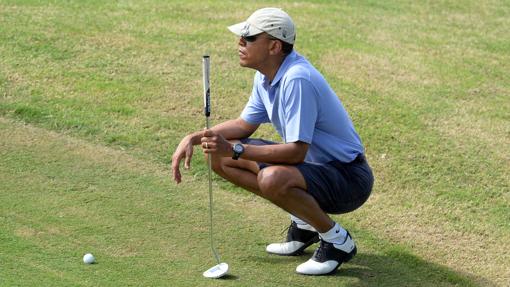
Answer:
[
  {"xmin": 239, "ymin": 58, "xmax": 258, "ymax": 70},
  {"xmin": 239, "ymin": 60, "xmax": 248, "ymax": 67}
]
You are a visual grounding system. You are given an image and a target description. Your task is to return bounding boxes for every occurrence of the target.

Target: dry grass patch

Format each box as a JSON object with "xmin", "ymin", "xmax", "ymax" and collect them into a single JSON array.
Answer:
[
  {"xmin": 320, "ymin": 50, "xmax": 439, "ymax": 96},
  {"xmin": 428, "ymin": 90, "xmax": 510, "ymax": 164}
]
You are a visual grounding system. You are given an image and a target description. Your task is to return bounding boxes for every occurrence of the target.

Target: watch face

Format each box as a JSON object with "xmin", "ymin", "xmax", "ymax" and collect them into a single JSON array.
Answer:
[{"xmin": 234, "ymin": 144, "xmax": 244, "ymax": 153}]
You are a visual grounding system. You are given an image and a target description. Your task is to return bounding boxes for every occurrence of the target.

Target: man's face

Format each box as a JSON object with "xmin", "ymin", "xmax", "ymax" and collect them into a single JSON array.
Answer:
[{"xmin": 237, "ymin": 33, "xmax": 275, "ymax": 69}]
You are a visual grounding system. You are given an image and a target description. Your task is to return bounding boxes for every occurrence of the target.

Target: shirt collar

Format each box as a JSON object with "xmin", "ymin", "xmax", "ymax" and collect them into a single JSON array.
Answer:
[{"xmin": 264, "ymin": 50, "xmax": 297, "ymax": 88}]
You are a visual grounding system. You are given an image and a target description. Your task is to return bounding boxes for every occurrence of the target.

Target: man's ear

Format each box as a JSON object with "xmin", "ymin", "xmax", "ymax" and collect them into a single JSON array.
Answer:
[{"xmin": 268, "ymin": 39, "xmax": 282, "ymax": 56}]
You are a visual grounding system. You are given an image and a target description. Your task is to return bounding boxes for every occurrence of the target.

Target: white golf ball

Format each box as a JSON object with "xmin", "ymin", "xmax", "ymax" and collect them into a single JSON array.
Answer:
[{"xmin": 83, "ymin": 253, "xmax": 95, "ymax": 264}]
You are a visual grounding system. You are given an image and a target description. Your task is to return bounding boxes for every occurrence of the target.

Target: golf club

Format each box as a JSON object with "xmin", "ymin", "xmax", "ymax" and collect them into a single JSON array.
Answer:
[{"xmin": 202, "ymin": 55, "xmax": 229, "ymax": 279}]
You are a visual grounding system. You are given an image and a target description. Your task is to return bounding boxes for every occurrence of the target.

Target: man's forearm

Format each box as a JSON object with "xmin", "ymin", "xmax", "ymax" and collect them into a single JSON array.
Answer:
[
  {"xmin": 211, "ymin": 118, "xmax": 257, "ymax": 140},
  {"xmin": 241, "ymin": 142, "xmax": 309, "ymax": 165},
  {"xmin": 188, "ymin": 118, "xmax": 257, "ymax": 145}
]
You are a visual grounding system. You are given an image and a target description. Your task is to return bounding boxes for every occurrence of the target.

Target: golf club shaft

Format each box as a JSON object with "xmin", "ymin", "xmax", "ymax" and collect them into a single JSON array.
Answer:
[{"xmin": 203, "ymin": 55, "xmax": 220, "ymax": 265}]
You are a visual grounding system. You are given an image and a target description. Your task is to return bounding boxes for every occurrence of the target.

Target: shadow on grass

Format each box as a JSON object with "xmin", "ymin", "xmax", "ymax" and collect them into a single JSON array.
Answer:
[
  {"xmin": 342, "ymin": 251, "xmax": 497, "ymax": 287},
  {"xmin": 217, "ymin": 274, "xmax": 240, "ymax": 281},
  {"xmin": 249, "ymin": 249, "xmax": 496, "ymax": 287}
]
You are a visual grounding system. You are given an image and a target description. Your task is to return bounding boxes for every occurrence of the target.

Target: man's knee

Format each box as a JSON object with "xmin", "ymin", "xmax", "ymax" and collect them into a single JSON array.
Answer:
[
  {"xmin": 257, "ymin": 166, "xmax": 293, "ymax": 199},
  {"xmin": 206, "ymin": 154, "xmax": 225, "ymax": 176}
]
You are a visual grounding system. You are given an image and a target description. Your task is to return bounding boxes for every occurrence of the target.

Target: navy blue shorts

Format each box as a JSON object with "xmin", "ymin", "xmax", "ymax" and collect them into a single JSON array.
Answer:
[{"xmin": 241, "ymin": 138, "xmax": 374, "ymax": 214}]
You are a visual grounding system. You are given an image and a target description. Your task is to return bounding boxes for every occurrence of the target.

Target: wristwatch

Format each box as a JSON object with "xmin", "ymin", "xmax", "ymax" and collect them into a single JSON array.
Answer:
[{"xmin": 232, "ymin": 143, "xmax": 245, "ymax": 160}]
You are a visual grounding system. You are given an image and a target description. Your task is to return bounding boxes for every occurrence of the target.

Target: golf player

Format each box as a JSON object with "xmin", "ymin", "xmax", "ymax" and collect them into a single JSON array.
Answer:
[{"xmin": 171, "ymin": 7, "xmax": 374, "ymax": 275}]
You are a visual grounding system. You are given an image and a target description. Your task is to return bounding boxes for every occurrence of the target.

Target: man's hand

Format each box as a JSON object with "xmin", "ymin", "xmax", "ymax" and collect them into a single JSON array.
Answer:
[
  {"xmin": 171, "ymin": 118, "xmax": 256, "ymax": 183},
  {"xmin": 171, "ymin": 135, "xmax": 195, "ymax": 184},
  {"xmin": 201, "ymin": 129, "xmax": 233, "ymax": 157}
]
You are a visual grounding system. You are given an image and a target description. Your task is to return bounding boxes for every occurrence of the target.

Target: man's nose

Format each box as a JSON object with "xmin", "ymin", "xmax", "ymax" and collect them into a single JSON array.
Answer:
[{"xmin": 239, "ymin": 37, "xmax": 246, "ymax": 46}]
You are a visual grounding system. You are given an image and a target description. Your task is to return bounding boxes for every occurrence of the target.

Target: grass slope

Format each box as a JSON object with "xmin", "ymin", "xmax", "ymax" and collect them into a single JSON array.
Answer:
[{"xmin": 0, "ymin": 118, "xmax": 480, "ymax": 287}]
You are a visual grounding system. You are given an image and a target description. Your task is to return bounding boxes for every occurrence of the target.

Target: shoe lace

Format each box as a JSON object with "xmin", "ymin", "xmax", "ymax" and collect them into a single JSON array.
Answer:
[{"xmin": 314, "ymin": 239, "xmax": 326, "ymax": 261}]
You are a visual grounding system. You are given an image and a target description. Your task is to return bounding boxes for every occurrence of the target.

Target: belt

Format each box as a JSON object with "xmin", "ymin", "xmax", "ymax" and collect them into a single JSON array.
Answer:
[{"xmin": 351, "ymin": 154, "xmax": 366, "ymax": 164}]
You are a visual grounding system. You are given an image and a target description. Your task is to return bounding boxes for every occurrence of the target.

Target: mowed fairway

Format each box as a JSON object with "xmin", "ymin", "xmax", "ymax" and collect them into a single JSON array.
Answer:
[{"xmin": 0, "ymin": 1, "xmax": 508, "ymax": 286}]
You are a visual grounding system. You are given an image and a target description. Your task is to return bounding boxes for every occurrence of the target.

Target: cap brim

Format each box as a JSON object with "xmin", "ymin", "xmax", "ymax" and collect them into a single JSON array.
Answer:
[{"xmin": 228, "ymin": 21, "xmax": 263, "ymax": 37}]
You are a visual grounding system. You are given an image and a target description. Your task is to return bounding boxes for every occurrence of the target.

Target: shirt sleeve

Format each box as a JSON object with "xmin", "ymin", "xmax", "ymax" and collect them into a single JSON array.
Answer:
[
  {"xmin": 281, "ymin": 78, "xmax": 318, "ymax": 144},
  {"xmin": 240, "ymin": 75, "xmax": 270, "ymax": 124}
]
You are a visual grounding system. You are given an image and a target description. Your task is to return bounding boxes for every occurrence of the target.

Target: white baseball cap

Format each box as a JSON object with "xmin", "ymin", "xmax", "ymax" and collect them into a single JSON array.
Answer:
[{"xmin": 228, "ymin": 8, "xmax": 296, "ymax": 44}]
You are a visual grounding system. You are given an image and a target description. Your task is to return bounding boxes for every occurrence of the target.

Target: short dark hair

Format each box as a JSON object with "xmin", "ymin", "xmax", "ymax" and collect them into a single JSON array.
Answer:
[
  {"xmin": 268, "ymin": 35, "xmax": 294, "ymax": 55},
  {"xmin": 281, "ymin": 41, "xmax": 294, "ymax": 55}
]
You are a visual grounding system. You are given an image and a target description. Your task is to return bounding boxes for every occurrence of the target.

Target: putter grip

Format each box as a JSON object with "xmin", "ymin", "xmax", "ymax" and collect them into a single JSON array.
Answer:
[{"xmin": 203, "ymin": 55, "xmax": 210, "ymax": 117}]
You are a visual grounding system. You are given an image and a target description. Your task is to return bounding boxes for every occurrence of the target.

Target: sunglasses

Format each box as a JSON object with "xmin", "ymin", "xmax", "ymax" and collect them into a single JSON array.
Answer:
[
  {"xmin": 241, "ymin": 33, "xmax": 278, "ymax": 43},
  {"xmin": 242, "ymin": 34, "xmax": 261, "ymax": 43}
]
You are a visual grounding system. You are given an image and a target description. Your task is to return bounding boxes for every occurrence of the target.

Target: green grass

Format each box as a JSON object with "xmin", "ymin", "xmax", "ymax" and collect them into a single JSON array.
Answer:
[
  {"xmin": 1, "ymin": 0, "xmax": 509, "ymax": 286},
  {"xmin": 0, "ymin": 118, "xmax": 481, "ymax": 287}
]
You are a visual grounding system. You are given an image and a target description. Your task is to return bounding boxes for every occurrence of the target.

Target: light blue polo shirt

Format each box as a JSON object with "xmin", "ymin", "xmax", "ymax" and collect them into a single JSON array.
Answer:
[{"xmin": 240, "ymin": 51, "xmax": 364, "ymax": 163}]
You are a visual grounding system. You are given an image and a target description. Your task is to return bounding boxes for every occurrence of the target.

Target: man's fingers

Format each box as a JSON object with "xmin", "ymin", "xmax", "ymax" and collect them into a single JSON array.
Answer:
[
  {"xmin": 171, "ymin": 163, "xmax": 182, "ymax": 183},
  {"xmin": 174, "ymin": 171, "xmax": 181, "ymax": 184},
  {"xmin": 184, "ymin": 145, "xmax": 193, "ymax": 169},
  {"xmin": 185, "ymin": 154, "xmax": 191, "ymax": 169},
  {"xmin": 201, "ymin": 141, "xmax": 217, "ymax": 152},
  {"xmin": 171, "ymin": 152, "xmax": 186, "ymax": 183},
  {"xmin": 203, "ymin": 129, "xmax": 214, "ymax": 137},
  {"xmin": 201, "ymin": 130, "xmax": 219, "ymax": 149},
  {"xmin": 171, "ymin": 136, "xmax": 197, "ymax": 183}
]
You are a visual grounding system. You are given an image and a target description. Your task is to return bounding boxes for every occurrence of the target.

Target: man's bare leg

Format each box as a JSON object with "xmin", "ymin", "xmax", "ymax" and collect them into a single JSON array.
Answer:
[
  {"xmin": 256, "ymin": 165, "xmax": 334, "ymax": 232},
  {"xmin": 210, "ymin": 154, "xmax": 358, "ymax": 275},
  {"xmin": 209, "ymin": 155, "xmax": 261, "ymax": 195},
  {"xmin": 209, "ymin": 154, "xmax": 333, "ymax": 233}
]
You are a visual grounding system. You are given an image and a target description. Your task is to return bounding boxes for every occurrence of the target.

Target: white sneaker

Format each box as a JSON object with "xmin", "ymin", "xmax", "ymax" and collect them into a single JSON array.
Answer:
[
  {"xmin": 296, "ymin": 231, "xmax": 357, "ymax": 276},
  {"xmin": 266, "ymin": 222, "xmax": 319, "ymax": 256}
]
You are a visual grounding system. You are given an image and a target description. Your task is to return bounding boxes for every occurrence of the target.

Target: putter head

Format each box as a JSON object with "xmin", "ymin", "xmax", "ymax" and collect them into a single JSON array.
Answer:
[{"xmin": 203, "ymin": 262, "xmax": 229, "ymax": 279}]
